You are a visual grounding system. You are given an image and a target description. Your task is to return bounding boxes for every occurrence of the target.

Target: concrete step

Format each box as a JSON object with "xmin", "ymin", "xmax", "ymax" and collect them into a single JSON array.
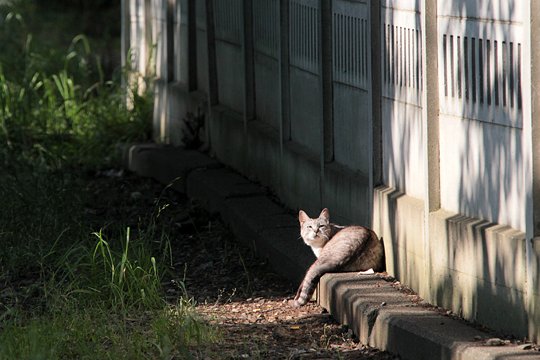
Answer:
[{"xmin": 123, "ymin": 143, "xmax": 539, "ymax": 360}]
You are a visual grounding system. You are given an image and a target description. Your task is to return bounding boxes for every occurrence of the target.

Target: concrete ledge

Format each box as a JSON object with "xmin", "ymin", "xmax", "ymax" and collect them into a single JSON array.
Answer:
[
  {"xmin": 373, "ymin": 186, "xmax": 428, "ymax": 294},
  {"xmin": 319, "ymin": 273, "xmax": 539, "ymax": 360},
  {"xmin": 124, "ymin": 144, "xmax": 539, "ymax": 360},
  {"xmin": 374, "ymin": 185, "xmax": 531, "ymax": 340},
  {"xmin": 124, "ymin": 144, "xmax": 221, "ymax": 192},
  {"xmin": 428, "ymin": 209, "xmax": 528, "ymax": 337}
]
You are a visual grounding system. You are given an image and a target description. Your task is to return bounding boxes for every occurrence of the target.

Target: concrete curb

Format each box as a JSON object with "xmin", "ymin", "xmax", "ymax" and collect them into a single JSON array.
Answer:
[{"xmin": 123, "ymin": 144, "xmax": 539, "ymax": 360}]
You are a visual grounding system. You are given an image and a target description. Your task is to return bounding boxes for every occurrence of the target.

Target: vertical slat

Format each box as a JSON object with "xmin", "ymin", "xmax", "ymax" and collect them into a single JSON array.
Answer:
[
  {"xmin": 304, "ymin": 3, "xmax": 308, "ymax": 69},
  {"xmin": 502, "ymin": 41, "xmax": 507, "ymax": 107},
  {"xmin": 391, "ymin": 24, "xmax": 394, "ymax": 86},
  {"xmin": 471, "ymin": 37, "xmax": 476, "ymax": 104},
  {"xmin": 396, "ymin": 26, "xmax": 403, "ymax": 87},
  {"xmin": 359, "ymin": 17, "xmax": 363, "ymax": 86},
  {"xmin": 350, "ymin": 15, "xmax": 354, "ymax": 85},
  {"xmin": 338, "ymin": 13, "xmax": 342, "ymax": 81},
  {"xmin": 464, "ymin": 36, "xmax": 469, "ymax": 101},
  {"xmin": 419, "ymin": 28, "xmax": 423, "ymax": 91},
  {"xmin": 400, "ymin": 26, "xmax": 404, "ymax": 88},
  {"xmin": 414, "ymin": 27, "xmax": 419, "ymax": 95},
  {"xmin": 413, "ymin": 27, "xmax": 416, "ymax": 91},
  {"xmin": 494, "ymin": 40, "xmax": 499, "ymax": 106},
  {"xmin": 443, "ymin": 35, "xmax": 448, "ymax": 97},
  {"xmin": 486, "ymin": 39, "xmax": 491, "ymax": 106},
  {"xmin": 315, "ymin": 5, "xmax": 319, "ymax": 71},
  {"xmin": 510, "ymin": 41, "xmax": 514, "ymax": 108},
  {"xmin": 517, "ymin": 43, "xmax": 522, "ymax": 110},
  {"xmin": 293, "ymin": 1, "xmax": 297, "ymax": 66},
  {"xmin": 457, "ymin": 36, "xmax": 461, "ymax": 99},
  {"xmin": 363, "ymin": 18, "xmax": 367, "ymax": 85},
  {"xmin": 405, "ymin": 28, "xmax": 412, "ymax": 87},
  {"xmin": 392, "ymin": 25, "xmax": 396, "ymax": 85},
  {"xmin": 313, "ymin": 5, "xmax": 317, "ymax": 71},
  {"xmin": 450, "ymin": 35, "xmax": 455, "ymax": 98},
  {"xmin": 305, "ymin": 4, "xmax": 309, "ymax": 69},
  {"xmin": 383, "ymin": 23, "xmax": 387, "ymax": 86},
  {"xmin": 479, "ymin": 38, "xmax": 484, "ymax": 105},
  {"xmin": 347, "ymin": 16, "xmax": 351, "ymax": 86},
  {"xmin": 406, "ymin": 28, "xmax": 410, "ymax": 88}
]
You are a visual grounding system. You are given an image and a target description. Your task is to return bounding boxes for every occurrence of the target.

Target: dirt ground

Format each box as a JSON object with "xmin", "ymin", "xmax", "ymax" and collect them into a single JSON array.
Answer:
[{"xmin": 89, "ymin": 170, "xmax": 399, "ymax": 359}]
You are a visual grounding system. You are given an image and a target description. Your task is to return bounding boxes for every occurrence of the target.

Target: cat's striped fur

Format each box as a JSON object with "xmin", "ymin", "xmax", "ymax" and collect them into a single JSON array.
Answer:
[{"xmin": 293, "ymin": 208, "xmax": 385, "ymax": 307}]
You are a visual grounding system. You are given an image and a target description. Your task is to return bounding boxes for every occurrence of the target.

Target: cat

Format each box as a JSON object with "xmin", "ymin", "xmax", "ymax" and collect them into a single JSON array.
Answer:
[{"xmin": 292, "ymin": 208, "xmax": 385, "ymax": 307}]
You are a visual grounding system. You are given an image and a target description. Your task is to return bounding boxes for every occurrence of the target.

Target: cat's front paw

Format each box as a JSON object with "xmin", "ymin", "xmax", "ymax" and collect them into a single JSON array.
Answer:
[{"xmin": 288, "ymin": 299, "xmax": 304, "ymax": 308}]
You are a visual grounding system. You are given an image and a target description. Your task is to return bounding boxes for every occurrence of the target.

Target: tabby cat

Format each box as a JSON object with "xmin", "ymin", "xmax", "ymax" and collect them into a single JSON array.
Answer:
[{"xmin": 292, "ymin": 208, "xmax": 385, "ymax": 307}]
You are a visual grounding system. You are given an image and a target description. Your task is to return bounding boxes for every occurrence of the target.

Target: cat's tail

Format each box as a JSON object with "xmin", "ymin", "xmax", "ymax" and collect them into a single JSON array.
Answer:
[{"xmin": 293, "ymin": 260, "xmax": 336, "ymax": 307}]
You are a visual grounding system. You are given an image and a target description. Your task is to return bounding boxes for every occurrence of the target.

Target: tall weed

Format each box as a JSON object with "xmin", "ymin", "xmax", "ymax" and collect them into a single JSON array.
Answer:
[
  {"xmin": 0, "ymin": 3, "xmax": 215, "ymax": 358},
  {"xmin": 88, "ymin": 228, "xmax": 164, "ymax": 311},
  {"xmin": 0, "ymin": 9, "xmax": 152, "ymax": 169}
]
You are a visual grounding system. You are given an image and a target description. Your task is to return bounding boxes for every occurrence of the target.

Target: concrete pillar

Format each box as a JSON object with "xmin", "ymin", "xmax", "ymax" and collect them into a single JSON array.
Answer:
[
  {"xmin": 321, "ymin": 0, "xmax": 333, "ymax": 164},
  {"xmin": 243, "ymin": 0, "xmax": 255, "ymax": 127},
  {"xmin": 279, "ymin": 0, "xmax": 290, "ymax": 145},
  {"xmin": 529, "ymin": 2, "xmax": 540, "ymax": 240},
  {"xmin": 370, "ymin": 0, "xmax": 382, "ymax": 188},
  {"xmin": 188, "ymin": 0, "xmax": 197, "ymax": 90},
  {"xmin": 421, "ymin": 0, "xmax": 440, "ymax": 213},
  {"xmin": 144, "ymin": 0, "xmax": 154, "ymax": 75},
  {"xmin": 121, "ymin": 0, "xmax": 130, "ymax": 89},
  {"xmin": 319, "ymin": 0, "xmax": 333, "ymax": 208},
  {"xmin": 166, "ymin": 0, "xmax": 175, "ymax": 82},
  {"xmin": 420, "ymin": 0, "xmax": 439, "ymax": 295},
  {"xmin": 527, "ymin": 0, "xmax": 540, "ymax": 342},
  {"xmin": 205, "ymin": 0, "xmax": 218, "ymax": 106}
]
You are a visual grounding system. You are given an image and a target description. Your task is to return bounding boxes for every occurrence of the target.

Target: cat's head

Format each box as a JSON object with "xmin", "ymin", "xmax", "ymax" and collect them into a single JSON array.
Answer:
[{"xmin": 298, "ymin": 208, "xmax": 332, "ymax": 249}]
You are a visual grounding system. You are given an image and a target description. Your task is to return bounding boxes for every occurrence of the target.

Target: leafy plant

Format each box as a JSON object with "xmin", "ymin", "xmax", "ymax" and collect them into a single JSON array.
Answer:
[
  {"xmin": 88, "ymin": 228, "xmax": 164, "ymax": 311},
  {"xmin": 0, "ymin": 3, "xmax": 216, "ymax": 359}
]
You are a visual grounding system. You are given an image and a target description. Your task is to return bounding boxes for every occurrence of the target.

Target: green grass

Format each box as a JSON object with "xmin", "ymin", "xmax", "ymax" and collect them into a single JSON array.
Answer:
[
  {"xmin": 0, "ymin": 1, "xmax": 153, "ymax": 169},
  {"xmin": 0, "ymin": 2, "xmax": 217, "ymax": 358}
]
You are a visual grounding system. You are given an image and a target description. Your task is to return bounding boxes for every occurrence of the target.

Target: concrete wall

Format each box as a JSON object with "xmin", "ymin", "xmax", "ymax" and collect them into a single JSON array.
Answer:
[{"xmin": 121, "ymin": 0, "xmax": 540, "ymax": 341}]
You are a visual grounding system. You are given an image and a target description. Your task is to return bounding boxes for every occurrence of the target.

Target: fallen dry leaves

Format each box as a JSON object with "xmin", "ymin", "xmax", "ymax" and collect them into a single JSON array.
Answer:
[{"xmin": 87, "ymin": 170, "xmax": 399, "ymax": 359}]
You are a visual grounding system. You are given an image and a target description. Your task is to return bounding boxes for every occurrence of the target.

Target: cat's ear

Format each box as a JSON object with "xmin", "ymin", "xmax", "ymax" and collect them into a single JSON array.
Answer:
[
  {"xmin": 298, "ymin": 210, "xmax": 309, "ymax": 224},
  {"xmin": 319, "ymin": 208, "xmax": 330, "ymax": 221}
]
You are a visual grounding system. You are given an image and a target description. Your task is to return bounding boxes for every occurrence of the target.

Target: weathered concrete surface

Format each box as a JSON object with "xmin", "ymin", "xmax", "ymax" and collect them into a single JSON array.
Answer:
[
  {"xmin": 319, "ymin": 273, "xmax": 539, "ymax": 360},
  {"xmin": 372, "ymin": 186, "xmax": 428, "ymax": 295},
  {"xmin": 373, "ymin": 185, "xmax": 531, "ymax": 340},
  {"xmin": 123, "ymin": 143, "xmax": 221, "ymax": 192},
  {"xmin": 428, "ymin": 209, "xmax": 528, "ymax": 337},
  {"xmin": 124, "ymin": 144, "xmax": 540, "ymax": 360}
]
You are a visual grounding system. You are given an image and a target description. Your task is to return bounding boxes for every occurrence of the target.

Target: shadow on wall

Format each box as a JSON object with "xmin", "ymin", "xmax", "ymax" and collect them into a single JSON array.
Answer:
[
  {"xmin": 382, "ymin": 0, "xmax": 530, "ymax": 337},
  {"xmin": 438, "ymin": 215, "xmax": 527, "ymax": 335},
  {"xmin": 439, "ymin": 1, "xmax": 524, "ymax": 231},
  {"xmin": 435, "ymin": 1, "xmax": 528, "ymax": 336},
  {"xmin": 380, "ymin": 1, "xmax": 426, "ymax": 292}
]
